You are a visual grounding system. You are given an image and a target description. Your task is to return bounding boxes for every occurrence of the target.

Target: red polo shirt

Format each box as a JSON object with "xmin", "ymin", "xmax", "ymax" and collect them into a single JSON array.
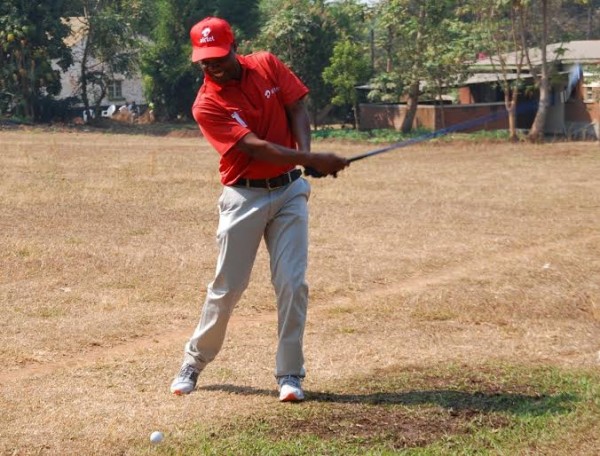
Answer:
[{"xmin": 192, "ymin": 52, "xmax": 309, "ymax": 185}]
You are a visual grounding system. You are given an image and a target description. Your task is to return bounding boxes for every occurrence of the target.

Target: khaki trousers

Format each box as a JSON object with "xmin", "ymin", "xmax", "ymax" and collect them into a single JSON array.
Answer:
[{"xmin": 184, "ymin": 176, "xmax": 311, "ymax": 378}]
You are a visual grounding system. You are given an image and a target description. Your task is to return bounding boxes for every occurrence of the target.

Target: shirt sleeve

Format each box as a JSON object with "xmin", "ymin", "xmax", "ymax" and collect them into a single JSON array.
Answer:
[
  {"xmin": 192, "ymin": 97, "xmax": 250, "ymax": 157},
  {"xmin": 264, "ymin": 53, "xmax": 309, "ymax": 106}
]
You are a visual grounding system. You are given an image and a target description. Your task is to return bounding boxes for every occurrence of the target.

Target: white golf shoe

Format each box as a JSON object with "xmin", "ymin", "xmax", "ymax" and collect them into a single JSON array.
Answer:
[
  {"xmin": 278, "ymin": 375, "xmax": 305, "ymax": 402},
  {"xmin": 170, "ymin": 363, "xmax": 200, "ymax": 395}
]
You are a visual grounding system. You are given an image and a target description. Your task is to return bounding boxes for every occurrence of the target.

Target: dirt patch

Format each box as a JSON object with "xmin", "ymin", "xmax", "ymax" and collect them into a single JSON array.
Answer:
[
  {"xmin": 286, "ymin": 405, "xmax": 509, "ymax": 449},
  {"xmin": 219, "ymin": 363, "xmax": 579, "ymax": 451}
]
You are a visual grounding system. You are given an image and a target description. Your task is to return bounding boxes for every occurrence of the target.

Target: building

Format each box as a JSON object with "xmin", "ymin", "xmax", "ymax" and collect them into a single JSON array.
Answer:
[
  {"xmin": 358, "ymin": 40, "xmax": 600, "ymax": 138},
  {"xmin": 52, "ymin": 17, "xmax": 146, "ymax": 118}
]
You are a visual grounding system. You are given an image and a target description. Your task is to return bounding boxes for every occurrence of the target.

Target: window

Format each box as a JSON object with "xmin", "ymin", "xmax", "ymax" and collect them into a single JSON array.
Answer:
[
  {"xmin": 107, "ymin": 80, "xmax": 123, "ymax": 100},
  {"xmin": 583, "ymin": 86, "xmax": 600, "ymax": 103}
]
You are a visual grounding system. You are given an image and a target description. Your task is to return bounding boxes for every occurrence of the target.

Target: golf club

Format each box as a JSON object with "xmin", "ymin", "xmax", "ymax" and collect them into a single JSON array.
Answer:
[
  {"xmin": 304, "ymin": 62, "xmax": 583, "ymax": 178},
  {"xmin": 303, "ymin": 105, "xmax": 514, "ymax": 178}
]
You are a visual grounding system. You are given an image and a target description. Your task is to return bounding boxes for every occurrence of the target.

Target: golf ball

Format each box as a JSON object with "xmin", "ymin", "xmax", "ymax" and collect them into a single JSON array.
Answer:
[{"xmin": 150, "ymin": 431, "xmax": 164, "ymax": 444}]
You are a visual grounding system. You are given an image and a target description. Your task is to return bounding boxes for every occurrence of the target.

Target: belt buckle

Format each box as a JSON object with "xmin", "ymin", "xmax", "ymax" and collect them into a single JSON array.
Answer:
[{"xmin": 266, "ymin": 171, "xmax": 292, "ymax": 190}]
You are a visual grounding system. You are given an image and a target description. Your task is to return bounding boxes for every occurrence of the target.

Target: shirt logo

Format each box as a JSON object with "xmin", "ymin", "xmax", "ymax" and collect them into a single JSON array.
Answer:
[
  {"xmin": 231, "ymin": 111, "xmax": 248, "ymax": 128},
  {"xmin": 199, "ymin": 27, "xmax": 216, "ymax": 44},
  {"xmin": 264, "ymin": 87, "xmax": 281, "ymax": 99}
]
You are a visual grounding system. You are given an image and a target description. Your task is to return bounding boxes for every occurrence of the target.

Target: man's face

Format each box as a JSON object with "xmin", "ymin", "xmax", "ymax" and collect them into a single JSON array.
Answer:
[{"xmin": 198, "ymin": 49, "xmax": 240, "ymax": 84}]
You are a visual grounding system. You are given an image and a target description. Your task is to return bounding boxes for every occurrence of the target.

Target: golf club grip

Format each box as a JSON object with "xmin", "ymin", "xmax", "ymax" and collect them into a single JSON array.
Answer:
[
  {"xmin": 303, "ymin": 166, "xmax": 325, "ymax": 178},
  {"xmin": 304, "ymin": 151, "xmax": 388, "ymax": 176}
]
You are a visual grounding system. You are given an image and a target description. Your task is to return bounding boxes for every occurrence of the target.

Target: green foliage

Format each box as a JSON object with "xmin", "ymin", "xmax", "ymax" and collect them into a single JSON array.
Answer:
[
  {"xmin": 312, "ymin": 126, "xmax": 433, "ymax": 143},
  {"xmin": 372, "ymin": 0, "xmax": 477, "ymax": 101},
  {"xmin": 140, "ymin": 0, "xmax": 199, "ymax": 120},
  {"xmin": 0, "ymin": 1, "xmax": 72, "ymax": 119},
  {"xmin": 326, "ymin": 0, "xmax": 370, "ymax": 41},
  {"xmin": 361, "ymin": 0, "xmax": 480, "ymax": 133},
  {"xmin": 367, "ymin": 72, "xmax": 404, "ymax": 103},
  {"xmin": 3, "ymin": 0, "xmax": 596, "ymax": 125},
  {"xmin": 311, "ymin": 127, "xmax": 515, "ymax": 144},
  {"xmin": 256, "ymin": 2, "xmax": 337, "ymax": 126},
  {"xmin": 141, "ymin": 0, "xmax": 260, "ymax": 120},
  {"xmin": 323, "ymin": 40, "xmax": 371, "ymax": 107}
]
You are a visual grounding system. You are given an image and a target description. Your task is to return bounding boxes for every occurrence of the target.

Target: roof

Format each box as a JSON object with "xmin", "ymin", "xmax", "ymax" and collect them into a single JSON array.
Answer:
[
  {"xmin": 473, "ymin": 40, "xmax": 600, "ymax": 69},
  {"xmin": 548, "ymin": 41, "xmax": 600, "ymax": 62},
  {"xmin": 463, "ymin": 73, "xmax": 533, "ymax": 85}
]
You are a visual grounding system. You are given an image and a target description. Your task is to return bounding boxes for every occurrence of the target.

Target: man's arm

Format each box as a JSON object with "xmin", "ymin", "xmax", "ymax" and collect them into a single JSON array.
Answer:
[
  {"xmin": 285, "ymin": 97, "xmax": 311, "ymax": 152},
  {"xmin": 236, "ymin": 98, "xmax": 348, "ymax": 177},
  {"xmin": 236, "ymin": 132, "xmax": 348, "ymax": 176}
]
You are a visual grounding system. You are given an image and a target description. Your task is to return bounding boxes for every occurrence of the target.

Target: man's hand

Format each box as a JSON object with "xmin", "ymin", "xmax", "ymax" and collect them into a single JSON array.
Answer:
[
  {"xmin": 303, "ymin": 153, "xmax": 349, "ymax": 178},
  {"xmin": 303, "ymin": 166, "xmax": 327, "ymax": 178}
]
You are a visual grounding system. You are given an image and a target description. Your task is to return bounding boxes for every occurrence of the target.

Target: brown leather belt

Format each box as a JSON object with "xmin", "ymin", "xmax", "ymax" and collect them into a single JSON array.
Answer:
[{"xmin": 233, "ymin": 168, "xmax": 302, "ymax": 190}]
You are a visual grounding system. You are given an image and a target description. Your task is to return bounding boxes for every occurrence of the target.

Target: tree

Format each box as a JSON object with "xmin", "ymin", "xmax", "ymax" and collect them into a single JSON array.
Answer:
[
  {"xmin": 474, "ymin": 0, "xmax": 529, "ymax": 141},
  {"xmin": 67, "ymin": 1, "xmax": 143, "ymax": 120},
  {"xmin": 549, "ymin": 0, "xmax": 600, "ymax": 40},
  {"xmin": 141, "ymin": 0, "xmax": 260, "ymax": 120},
  {"xmin": 0, "ymin": 1, "xmax": 72, "ymax": 120},
  {"xmin": 320, "ymin": 0, "xmax": 372, "ymax": 127},
  {"xmin": 419, "ymin": 6, "xmax": 475, "ymax": 127},
  {"xmin": 514, "ymin": 0, "xmax": 585, "ymax": 142},
  {"xmin": 327, "ymin": 0, "xmax": 371, "ymax": 47},
  {"xmin": 256, "ymin": 1, "xmax": 337, "ymax": 128},
  {"xmin": 140, "ymin": 0, "xmax": 196, "ymax": 120},
  {"xmin": 367, "ymin": 72, "xmax": 405, "ymax": 103},
  {"xmin": 523, "ymin": 0, "xmax": 553, "ymax": 141},
  {"xmin": 373, "ymin": 0, "xmax": 476, "ymax": 133},
  {"xmin": 322, "ymin": 40, "xmax": 371, "ymax": 129},
  {"xmin": 470, "ymin": 0, "xmax": 595, "ymax": 142}
]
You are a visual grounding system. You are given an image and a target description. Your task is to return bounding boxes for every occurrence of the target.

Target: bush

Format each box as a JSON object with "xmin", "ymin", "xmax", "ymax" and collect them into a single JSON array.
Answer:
[
  {"xmin": 312, "ymin": 127, "xmax": 513, "ymax": 144},
  {"xmin": 312, "ymin": 127, "xmax": 433, "ymax": 143},
  {"xmin": 35, "ymin": 96, "xmax": 80, "ymax": 122}
]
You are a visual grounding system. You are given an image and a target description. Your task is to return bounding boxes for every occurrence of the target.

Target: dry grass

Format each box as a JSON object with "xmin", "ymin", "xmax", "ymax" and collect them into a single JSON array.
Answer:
[{"xmin": 0, "ymin": 129, "xmax": 599, "ymax": 455}]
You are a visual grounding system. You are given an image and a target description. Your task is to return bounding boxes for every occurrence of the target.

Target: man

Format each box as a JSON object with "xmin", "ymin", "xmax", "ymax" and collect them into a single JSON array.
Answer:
[{"xmin": 170, "ymin": 17, "xmax": 348, "ymax": 402}]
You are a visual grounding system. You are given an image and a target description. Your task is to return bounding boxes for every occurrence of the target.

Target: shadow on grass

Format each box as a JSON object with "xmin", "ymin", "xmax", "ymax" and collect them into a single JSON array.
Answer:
[{"xmin": 200, "ymin": 384, "xmax": 577, "ymax": 417}]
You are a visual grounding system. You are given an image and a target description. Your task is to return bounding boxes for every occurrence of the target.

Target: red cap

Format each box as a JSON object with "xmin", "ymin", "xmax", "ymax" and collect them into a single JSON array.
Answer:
[{"xmin": 190, "ymin": 17, "xmax": 235, "ymax": 62}]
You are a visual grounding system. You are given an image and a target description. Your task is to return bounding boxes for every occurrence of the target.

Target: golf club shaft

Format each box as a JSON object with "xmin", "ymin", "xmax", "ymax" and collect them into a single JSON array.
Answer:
[
  {"xmin": 348, "ymin": 141, "xmax": 415, "ymax": 162},
  {"xmin": 347, "ymin": 132, "xmax": 442, "ymax": 163},
  {"xmin": 346, "ymin": 106, "xmax": 513, "ymax": 163},
  {"xmin": 344, "ymin": 62, "xmax": 583, "ymax": 165}
]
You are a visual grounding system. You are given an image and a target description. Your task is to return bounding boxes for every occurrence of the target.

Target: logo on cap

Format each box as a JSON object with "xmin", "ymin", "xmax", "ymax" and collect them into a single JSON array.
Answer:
[{"xmin": 200, "ymin": 27, "xmax": 215, "ymax": 44}]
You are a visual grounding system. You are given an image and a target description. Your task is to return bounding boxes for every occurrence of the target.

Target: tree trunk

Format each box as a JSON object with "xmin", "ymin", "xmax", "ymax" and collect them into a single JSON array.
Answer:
[
  {"xmin": 528, "ymin": 77, "xmax": 551, "ymax": 142},
  {"xmin": 506, "ymin": 89, "xmax": 518, "ymax": 142},
  {"xmin": 370, "ymin": 28, "xmax": 375, "ymax": 71},
  {"xmin": 507, "ymin": 101, "xmax": 518, "ymax": 142},
  {"xmin": 24, "ymin": 52, "xmax": 36, "ymax": 120},
  {"xmin": 80, "ymin": 32, "xmax": 91, "ymax": 122},
  {"xmin": 93, "ymin": 85, "xmax": 107, "ymax": 119},
  {"xmin": 528, "ymin": 0, "xmax": 549, "ymax": 142},
  {"xmin": 595, "ymin": 101, "xmax": 600, "ymax": 142},
  {"xmin": 401, "ymin": 81, "xmax": 419, "ymax": 133},
  {"xmin": 437, "ymin": 81, "xmax": 446, "ymax": 129},
  {"xmin": 311, "ymin": 104, "xmax": 319, "ymax": 131},
  {"xmin": 401, "ymin": 6, "xmax": 425, "ymax": 134},
  {"xmin": 352, "ymin": 102, "xmax": 359, "ymax": 130}
]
